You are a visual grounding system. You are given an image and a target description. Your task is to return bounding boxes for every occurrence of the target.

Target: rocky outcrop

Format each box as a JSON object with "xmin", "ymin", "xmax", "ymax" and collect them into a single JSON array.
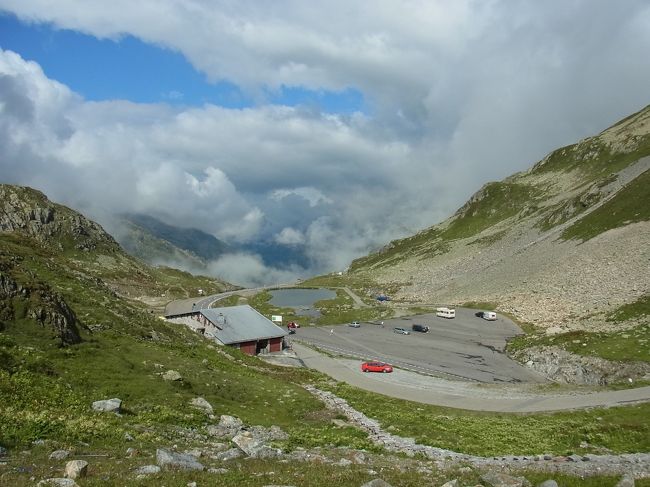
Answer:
[
  {"xmin": 0, "ymin": 263, "xmax": 82, "ymax": 346},
  {"xmin": 513, "ymin": 346, "xmax": 650, "ymax": 385},
  {"xmin": 0, "ymin": 184, "xmax": 120, "ymax": 253}
]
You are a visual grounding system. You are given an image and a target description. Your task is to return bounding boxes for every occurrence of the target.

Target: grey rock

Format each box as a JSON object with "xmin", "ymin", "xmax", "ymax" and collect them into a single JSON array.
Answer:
[
  {"xmin": 537, "ymin": 481, "xmax": 559, "ymax": 487},
  {"xmin": 481, "ymin": 471, "xmax": 531, "ymax": 487},
  {"xmin": 207, "ymin": 415, "xmax": 244, "ymax": 438},
  {"xmin": 92, "ymin": 398, "xmax": 122, "ymax": 413},
  {"xmin": 134, "ymin": 465, "xmax": 161, "ymax": 475},
  {"xmin": 190, "ymin": 397, "xmax": 214, "ymax": 415},
  {"xmin": 64, "ymin": 460, "xmax": 88, "ymax": 479},
  {"xmin": 441, "ymin": 480, "xmax": 459, "ymax": 487},
  {"xmin": 615, "ymin": 474, "xmax": 636, "ymax": 487},
  {"xmin": 360, "ymin": 480, "xmax": 393, "ymax": 487},
  {"xmin": 162, "ymin": 370, "xmax": 182, "ymax": 381},
  {"xmin": 124, "ymin": 432, "xmax": 134, "ymax": 441},
  {"xmin": 211, "ymin": 448, "xmax": 242, "ymax": 461},
  {"xmin": 208, "ymin": 467, "xmax": 230, "ymax": 474},
  {"xmin": 187, "ymin": 482, "xmax": 197, "ymax": 487},
  {"xmin": 37, "ymin": 479, "xmax": 79, "ymax": 487},
  {"xmin": 126, "ymin": 448, "xmax": 139, "ymax": 457},
  {"xmin": 248, "ymin": 425, "xmax": 289, "ymax": 442},
  {"xmin": 232, "ymin": 432, "xmax": 281, "ymax": 459},
  {"xmin": 48, "ymin": 450, "xmax": 70, "ymax": 460},
  {"xmin": 336, "ymin": 458, "xmax": 353, "ymax": 466},
  {"xmin": 156, "ymin": 448, "xmax": 204, "ymax": 471}
]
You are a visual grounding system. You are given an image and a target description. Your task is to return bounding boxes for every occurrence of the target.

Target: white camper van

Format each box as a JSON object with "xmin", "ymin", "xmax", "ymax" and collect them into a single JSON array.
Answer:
[
  {"xmin": 483, "ymin": 311, "xmax": 497, "ymax": 321},
  {"xmin": 436, "ymin": 307, "xmax": 456, "ymax": 319}
]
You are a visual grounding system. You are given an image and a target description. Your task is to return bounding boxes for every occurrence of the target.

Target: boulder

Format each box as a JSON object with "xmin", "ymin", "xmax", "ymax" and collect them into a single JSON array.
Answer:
[
  {"xmin": 162, "ymin": 370, "xmax": 182, "ymax": 381},
  {"xmin": 49, "ymin": 450, "xmax": 70, "ymax": 460},
  {"xmin": 156, "ymin": 448, "xmax": 204, "ymax": 471},
  {"xmin": 232, "ymin": 432, "xmax": 281, "ymax": 459},
  {"xmin": 615, "ymin": 474, "xmax": 636, "ymax": 487},
  {"xmin": 91, "ymin": 398, "xmax": 122, "ymax": 413},
  {"xmin": 207, "ymin": 415, "xmax": 244, "ymax": 438},
  {"xmin": 64, "ymin": 460, "xmax": 88, "ymax": 479},
  {"xmin": 440, "ymin": 480, "xmax": 459, "ymax": 487},
  {"xmin": 538, "ymin": 481, "xmax": 559, "ymax": 487},
  {"xmin": 481, "ymin": 471, "xmax": 531, "ymax": 487},
  {"xmin": 211, "ymin": 448, "xmax": 242, "ymax": 461},
  {"xmin": 190, "ymin": 397, "xmax": 214, "ymax": 415}
]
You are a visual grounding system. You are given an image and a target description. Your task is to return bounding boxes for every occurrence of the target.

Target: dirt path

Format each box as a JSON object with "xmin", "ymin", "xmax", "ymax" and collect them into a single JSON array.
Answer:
[{"xmin": 292, "ymin": 343, "xmax": 650, "ymax": 412}]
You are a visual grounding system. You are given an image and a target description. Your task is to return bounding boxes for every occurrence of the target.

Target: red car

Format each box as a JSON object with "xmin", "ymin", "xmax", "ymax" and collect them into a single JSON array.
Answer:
[{"xmin": 361, "ymin": 361, "xmax": 393, "ymax": 373}]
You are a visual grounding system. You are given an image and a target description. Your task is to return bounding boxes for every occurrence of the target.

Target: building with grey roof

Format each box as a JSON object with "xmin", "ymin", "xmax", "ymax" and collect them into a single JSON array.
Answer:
[{"xmin": 168, "ymin": 305, "xmax": 287, "ymax": 355}]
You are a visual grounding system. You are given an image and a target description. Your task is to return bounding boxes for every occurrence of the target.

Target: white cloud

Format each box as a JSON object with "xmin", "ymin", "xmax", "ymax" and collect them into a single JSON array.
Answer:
[
  {"xmin": 206, "ymin": 252, "xmax": 301, "ymax": 287},
  {"xmin": 270, "ymin": 187, "xmax": 332, "ymax": 207},
  {"xmin": 1, "ymin": 1, "xmax": 650, "ymax": 284},
  {"xmin": 274, "ymin": 227, "xmax": 305, "ymax": 246}
]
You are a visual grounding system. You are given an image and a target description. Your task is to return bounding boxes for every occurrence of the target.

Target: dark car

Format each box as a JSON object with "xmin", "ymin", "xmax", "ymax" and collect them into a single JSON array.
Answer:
[
  {"xmin": 412, "ymin": 324, "xmax": 429, "ymax": 333},
  {"xmin": 361, "ymin": 361, "xmax": 393, "ymax": 373},
  {"xmin": 475, "ymin": 311, "xmax": 485, "ymax": 318}
]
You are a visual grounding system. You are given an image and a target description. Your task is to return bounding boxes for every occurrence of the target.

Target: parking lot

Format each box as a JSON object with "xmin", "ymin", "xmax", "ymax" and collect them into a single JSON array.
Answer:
[{"xmin": 293, "ymin": 308, "xmax": 546, "ymax": 383}]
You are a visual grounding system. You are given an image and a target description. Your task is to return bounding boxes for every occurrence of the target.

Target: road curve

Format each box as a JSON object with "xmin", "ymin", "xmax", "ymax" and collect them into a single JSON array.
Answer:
[{"xmin": 293, "ymin": 342, "xmax": 650, "ymax": 413}]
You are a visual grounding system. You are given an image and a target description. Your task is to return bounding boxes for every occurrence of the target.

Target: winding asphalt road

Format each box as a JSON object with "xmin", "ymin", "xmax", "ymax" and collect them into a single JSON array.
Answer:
[
  {"xmin": 292, "ymin": 342, "xmax": 650, "ymax": 412},
  {"xmin": 167, "ymin": 289, "xmax": 650, "ymax": 412}
]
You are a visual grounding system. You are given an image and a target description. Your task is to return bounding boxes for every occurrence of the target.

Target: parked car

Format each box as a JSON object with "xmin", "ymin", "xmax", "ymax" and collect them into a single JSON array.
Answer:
[
  {"xmin": 361, "ymin": 361, "xmax": 393, "ymax": 373},
  {"xmin": 348, "ymin": 321, "xmax": 361, "ymax": 328},
  {"xmin": 475, "ymin": 311, "xmax": 497, "ymax": 320},
  {"xmin": 412, "ymin": 324, "xmax": 429, "ymax": 333},
  {"xmin": 393, "ymin": 327, "xmax": 410, "ymax": 335}
]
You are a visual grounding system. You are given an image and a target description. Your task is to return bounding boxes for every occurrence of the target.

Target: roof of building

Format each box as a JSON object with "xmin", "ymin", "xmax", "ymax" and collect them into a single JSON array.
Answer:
[{"xmin": 200, "ymin": 305, "xmax": 287, "ymax": 345}]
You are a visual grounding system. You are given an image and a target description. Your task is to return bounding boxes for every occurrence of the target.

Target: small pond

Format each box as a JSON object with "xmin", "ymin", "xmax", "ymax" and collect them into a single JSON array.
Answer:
[{"xmin": 268, "ymin": 288, "xmax": 336, "ymax": 317}]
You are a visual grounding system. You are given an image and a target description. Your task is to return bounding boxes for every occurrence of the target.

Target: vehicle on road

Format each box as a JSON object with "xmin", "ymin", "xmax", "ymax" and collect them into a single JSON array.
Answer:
[
  {"xmin": 393, "ymin": 327, "xmax": 410, "ymax": 335},
  {"xmin": 436, "ymin": 307, "xmax": 456, "ymax": 319},
  {"xmin": 287, "ymin": 322, "xmax": 297, "ymax": 334},
  {"xmin": 412, "ymin": 324, "xmax": 429, "ymax": 333},
  {"xmin": 476, "ymin": 311, "xmax": 497, "ymax": 321},
  {"xmin": 349, "ymin": 321, "xmax": 361, "ymax": 328},
  {"xmin": 361, "ymin": 361, "xmax": 393, "ymax": 373}
]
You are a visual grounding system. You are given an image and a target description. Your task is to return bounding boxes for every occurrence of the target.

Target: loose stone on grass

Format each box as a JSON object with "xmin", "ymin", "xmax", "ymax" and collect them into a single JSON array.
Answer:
[
  {"xmin": 156, "ymin": 448, "xmax": 204, "ymax": 471},
  {"xmin": 91, "ymin": 398, "xmax": 122, "ymax": 413}
]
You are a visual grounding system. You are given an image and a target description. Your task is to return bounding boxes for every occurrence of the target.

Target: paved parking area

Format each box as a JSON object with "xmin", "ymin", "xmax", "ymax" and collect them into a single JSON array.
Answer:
[{"xmin": 293, "ymin": 308, "xmax": 546, "ymax": 383}]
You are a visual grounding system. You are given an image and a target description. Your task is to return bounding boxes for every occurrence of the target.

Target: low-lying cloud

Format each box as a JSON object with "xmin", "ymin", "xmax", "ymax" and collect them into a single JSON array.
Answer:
[{"xmin": 1, "ymin": 1, "xmax": 649, "ymax": 286}]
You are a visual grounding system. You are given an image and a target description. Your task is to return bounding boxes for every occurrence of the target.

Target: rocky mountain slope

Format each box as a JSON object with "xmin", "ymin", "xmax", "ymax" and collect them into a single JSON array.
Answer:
[
  {"xmin": 351, "ymin": 105, "xmax": 650, "ymax": 336},
  {"xmin": 0, "ymin": 185, "xmax": 234, "ymax": 312},
  {"xmin": 116, "ymin": 213, "xmax": 230, "ymax": 270}
]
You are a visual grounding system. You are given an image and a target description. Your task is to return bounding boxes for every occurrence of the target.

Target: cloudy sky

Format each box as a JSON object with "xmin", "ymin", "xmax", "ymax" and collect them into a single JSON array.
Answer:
[{"xmin": 1, "ymin": 1, "xmax": 649, "ymax": 286}]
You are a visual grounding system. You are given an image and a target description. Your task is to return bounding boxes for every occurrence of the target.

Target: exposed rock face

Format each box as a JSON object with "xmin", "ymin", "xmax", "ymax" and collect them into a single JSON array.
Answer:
[
  {"xmin": 0, "ymin": 184, "xmax": 120, "ymax": 253},
  {"xmin": 351, "ymin": 107, "xmax": 650, "ymax": 339},
  {"xmin": 513, "ymin": 346, "xmax": 650, "ymax": 385},
  {"xmin": 0, "ymin": 262, "xmax": 82, "ymax": 346}
]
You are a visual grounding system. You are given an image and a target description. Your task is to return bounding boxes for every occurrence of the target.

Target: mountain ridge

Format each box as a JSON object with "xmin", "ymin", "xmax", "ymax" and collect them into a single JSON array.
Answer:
[{"xmin": 350, "ymin": 105, "xmax": 650, "ymax": 335}]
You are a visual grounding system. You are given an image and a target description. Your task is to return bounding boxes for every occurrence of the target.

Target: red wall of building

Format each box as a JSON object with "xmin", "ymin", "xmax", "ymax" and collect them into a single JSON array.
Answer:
[
  {"xmin": 239, "ymin": 341, "xmax": 256, "ymax": 355},
  {"xmin": 269, "ymin": 337, "xmax": 282, "ymax": 352}
]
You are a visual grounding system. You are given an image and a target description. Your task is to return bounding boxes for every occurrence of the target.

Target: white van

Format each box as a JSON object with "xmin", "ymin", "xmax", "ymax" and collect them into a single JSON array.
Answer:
[
  {"xmin": 483, "ymin": 311, "xmax": 497, "ymax": 321},
  {"xmin": 436, "ymin": 307, "xmax": 456, "ymax": 319}
]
